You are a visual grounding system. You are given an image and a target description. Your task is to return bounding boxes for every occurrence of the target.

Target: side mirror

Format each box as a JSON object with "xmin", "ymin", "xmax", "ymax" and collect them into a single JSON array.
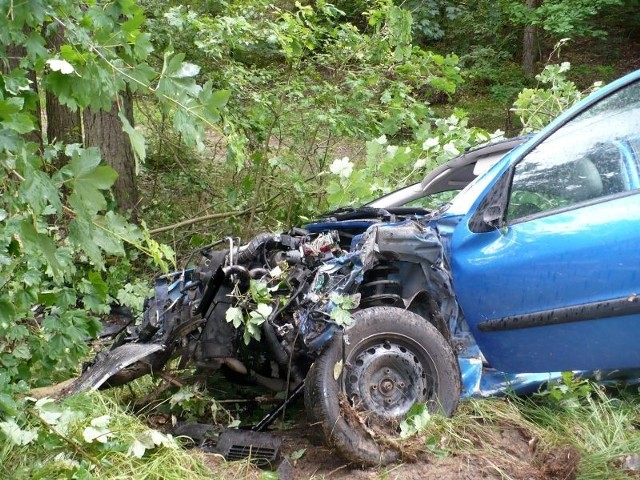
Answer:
[{"xmin": 482, "ymin": 204, "xmax": 504, "ymax": 228}]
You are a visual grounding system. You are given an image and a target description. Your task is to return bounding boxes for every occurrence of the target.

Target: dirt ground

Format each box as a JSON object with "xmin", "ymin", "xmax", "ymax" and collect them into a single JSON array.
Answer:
[{"xmin": 199, "ymin": 417, "xmax": 580, "ymax": 480}]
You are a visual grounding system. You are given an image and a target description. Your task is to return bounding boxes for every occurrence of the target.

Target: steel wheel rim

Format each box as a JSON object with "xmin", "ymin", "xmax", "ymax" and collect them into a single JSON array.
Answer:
[{"xmin": 343, "ymin": 333, "xmax": 438, "ymax": 429}]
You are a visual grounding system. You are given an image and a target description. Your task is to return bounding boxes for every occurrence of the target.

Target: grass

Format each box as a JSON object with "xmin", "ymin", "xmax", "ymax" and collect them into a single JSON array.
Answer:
[
  {"xmin": 3, "ymin": 377, "xmax": 639, "ymax": 479},
  {"xmin": 0, "ymin": 392, "xmax": 212, "ymax": 479},
  {"xmin": 519, "ymin": 387, "xmax": 640, "ymax": 479},
  {"xmin": 414, "ymin": 384, "xmax": 640, "ymax": 480}
]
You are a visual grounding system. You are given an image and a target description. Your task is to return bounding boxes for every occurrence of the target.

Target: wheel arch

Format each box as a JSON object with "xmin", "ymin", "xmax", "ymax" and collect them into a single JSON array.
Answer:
[{"xmin": 406, "ymin": 290, "xmax": 451, "ymax": 341}]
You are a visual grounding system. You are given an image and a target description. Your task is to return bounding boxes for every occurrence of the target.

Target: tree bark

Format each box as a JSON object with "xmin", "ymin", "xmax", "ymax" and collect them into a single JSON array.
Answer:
[
  {"xmin": 45, "ymin": 24, "xmax": 81, "ymax": 164},
  {"xmin": 83, "ymin": 89, "xmax": 138, "ymax": 217},
  {"xmin": 522, "ymin": 0, "xmax": 541, "ymax": 78}
]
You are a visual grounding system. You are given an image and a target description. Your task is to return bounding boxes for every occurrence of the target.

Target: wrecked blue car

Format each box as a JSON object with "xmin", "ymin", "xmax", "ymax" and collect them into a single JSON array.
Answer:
[{"xmin": 70, "ymin": 68, "xmax": 640, "ymax": 465}]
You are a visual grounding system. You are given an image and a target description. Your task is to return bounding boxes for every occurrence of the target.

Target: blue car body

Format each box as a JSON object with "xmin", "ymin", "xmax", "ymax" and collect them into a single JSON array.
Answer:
[{"xmin": 432, "ymin": 69, "xmax": 640, "ymax": 393}]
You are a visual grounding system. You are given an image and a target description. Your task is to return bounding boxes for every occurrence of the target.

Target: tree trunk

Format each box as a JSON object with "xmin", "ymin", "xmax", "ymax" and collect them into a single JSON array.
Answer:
[
  {"xmin": 45, "ymin": 24, "xmax": 81, "ymax": 164},
  {"xmin": 522, "ymin": 0, "xmax": 541, "ymax": 78},
  {"xmin": 83, "ymin": 89, "xmax": 138, "ymax": 217}
]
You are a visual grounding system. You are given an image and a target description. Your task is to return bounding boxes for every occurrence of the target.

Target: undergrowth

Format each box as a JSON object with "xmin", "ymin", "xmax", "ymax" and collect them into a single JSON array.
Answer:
[
  {"xmin": 0, "ymin": 392, "xmax": 211, "ymax": 479},
  {"xmin": 4, "ymin": 374, "xmax": 638, "ymax": 479},
  {"xmin": 410, "ymin": 376, "xmax": 640, "ymax": 480}
]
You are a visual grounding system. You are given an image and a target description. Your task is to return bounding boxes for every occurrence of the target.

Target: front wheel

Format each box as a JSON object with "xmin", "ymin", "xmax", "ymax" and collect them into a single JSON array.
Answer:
[{"xmin": 304, "ymin": 306, "xmax": 461, "ymax": 466}]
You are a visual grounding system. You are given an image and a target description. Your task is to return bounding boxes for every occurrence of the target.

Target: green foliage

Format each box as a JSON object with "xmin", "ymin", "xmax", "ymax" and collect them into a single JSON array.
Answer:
[
  {"xmin": 225, "ymin": 279, "xmax": 277, "ymax": 345},
  {"xmin": 328, "ymin": 292, "xmax": 360, "ymax": 327},
  {"xmin": 399, "ymin": 402, "xmax": 432, "ymax": 439},
  {"xmin": 401, "ymin": 0, "xmax": 462, "ymax": 41},
  {"xmin": 512, "ymin": 62, "xmax": 603, "ymax": 132},
  {"xmin": 507, "ymin": 0, "xmax": 624, "ymax": 39},
  {"xmin": 325, "ymin": 112, "xmax": 495, "ymax": 207},
  {"xmin": 0, "ymin": 141, "xmax": 152, "ymax": 387},
  {"xmin": 139, "ymin": 0, "xmax": 465, "ymax": 238},
  {"xmin": 535, "ymin": 371, "xmax": 595, "ymax": 408},
  {"xmin": 0, "ymin": 393, "xmax": 210, "ymax": 478},
  {"xmin": 0, "ymin": 0, "xmax": 227, "ymax": 404},
  {"xmin": 168, "ymin": 384, "xmax": 236, "ymax": 425}
]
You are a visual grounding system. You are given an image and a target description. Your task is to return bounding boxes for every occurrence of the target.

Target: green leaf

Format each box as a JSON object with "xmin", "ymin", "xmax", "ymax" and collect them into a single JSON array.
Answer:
[
  {"xmin": 0, "ymin": 129, "xmax": 20, "ymax": 153},
  {"xmin": 128, "ymin": 439, "xmax": 147, "ymax": 458},
  {"xmin": 82, "ymin": 425, "xmax": 110, "ymax": 443},
  {"xmin": 163, "ymin": 52, "xmax": 186, "ymax": 77},
  {"xmin": 225, "ymin": 307, "xmax": 244, "ymax": 329},
  {"xmin": 0, "ymin": 98, "xmax": 24, "ymax": 118},
  {"xmin": 2, "ymin": 70, "xmax": 31, "ymax": 95},
  {"xmin": 6, "ymin": 324, "xmax": 29, "ymax": 342},
  {"xmin": 70, "ymin": 154, "xmax": 118, "ymax": 213},
  {"xmin": 0, "ymin": 393, "xmax": 18, "ymax": 416},
  {"xmin": 255, "ymin": 303, "xmax": 273, "ymax": 319},
  {"xmin": 2, "ymin": 113, "xmax": 35, "ymax": 134},
  {"xmin": 121, "ymin": 10, "xmax": 145, "ymax": 33},
  {"xmin": 250, "ymin": 280, "xmax": 272, "ymax": 303},
  {"xmin": 68, "ymin": 218, "xmax": 106, "ymax": 269},
  {"xmin": 399, "ymin": 402, "xmax": 431, "ymax": 438},
  {"xmin": 260, "ymin": 471, "xmax": 280, "ymax": 480},
  {"xmin": 19, "ymin": 221, "xmax": 62, "ymax": 280},
  {"xmin": 20, "ymin": 170, "xmax": 62, "ymax": 215},
  {"xmin": 24, "ymin": 31, "xmax": 48, "ymax": 60},
  {"xmin": 329, "ymin": 292, "xmax": 360, "ymax": 309},
  {"xmin": 128, "ymin": 63, "xmax": 155, "ymax": 93},
  {"xmin": 290, "ymin": 448, "xmax": 306, "ymax": 461},
  {"xmin": 87, "ymin": 271, "xmax": 108, "ymax": 297},
  {"xmin": 11, "ymin": 344, "xmax": 31, "ymax": 360},
  {"xmin": 35, "ymin": 398, "xmax": 64, "ymax": 425},
  {"xmin": 91, "ymin": 415, "xmax": 111, "ymax": 428},
  {"xmin": 133, "ymin": 34, "xmax": 154, "ymax": 59},
  {"xmin": 173, "ymin": 62, "xmax": 200, "ymax": 79},
  {"xmin": 206, "ymin": 89, "xmax": 231, "ymax": 110},
  {"xmin": 330, "ymin": 307, "xmax": 352, "ymax": 327},
  {"xmin": 92, "ymin": 213, "xmax": 130, "ymax": 255},
  {"xmin": 0, "ymin": 420, "xmax": 37, "ymax": 445},
  {"xmin": 0, "ymin": 298, "xmax": 16, "ymax": 328},
  {"xmin": 118, "ymin": 112, "xmax": 145, "ymax": 165},
  {"xmin": 68, "ymin": 147, "xmax": 102, "ymax": 177},
  {"xmin": 333, "ymin": 359, "xmax": 343, "ymax": 380},
  {"xmin": 80, "ymin": 166, "xmax": 119, "ymax": 190}
]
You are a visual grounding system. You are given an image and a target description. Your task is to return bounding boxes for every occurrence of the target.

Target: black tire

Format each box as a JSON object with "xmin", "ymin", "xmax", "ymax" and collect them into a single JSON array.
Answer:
[{"xmin": 304, "ymin": 306, "xmax": 461, "ymax": 466}]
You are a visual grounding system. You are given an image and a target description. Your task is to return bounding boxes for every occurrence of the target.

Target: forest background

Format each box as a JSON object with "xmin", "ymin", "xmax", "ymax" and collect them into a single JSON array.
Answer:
[{"xmin": 1, "ymin": 0, "xmax": 640, "ymax": 478}]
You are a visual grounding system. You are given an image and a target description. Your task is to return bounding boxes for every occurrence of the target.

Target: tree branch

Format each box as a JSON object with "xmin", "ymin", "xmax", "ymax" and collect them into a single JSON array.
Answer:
[
  {"xmin": 150, "ymin": 169, "xmax": 323, "ymax": 236},
  {"xmin": 149, "ymin": 189, "xmax": 283, "ymax": 236},
  {"xmin": 28, "ymin": 408, "xmax": 103, "ymax": 470}
]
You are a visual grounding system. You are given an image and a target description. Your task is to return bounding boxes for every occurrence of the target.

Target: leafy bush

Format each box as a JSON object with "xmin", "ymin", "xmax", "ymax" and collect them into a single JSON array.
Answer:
[
  {"xmin": 0, "ymin": 0, "xmax": 227, "ymax": 398},
  {"xmin": 512, "ymin": 62, "xmax": 603, "ymax": 132},
  {"xmin": 325, "ymin": 112, "xmax": 497, "ymax": 208},
  {"xmin": 136, "ymin": 1, "xmax": 467, "ymax": 240},
  {"xmin": 0, "ymin": 393, "xmax": 210, "ymax": 478}
]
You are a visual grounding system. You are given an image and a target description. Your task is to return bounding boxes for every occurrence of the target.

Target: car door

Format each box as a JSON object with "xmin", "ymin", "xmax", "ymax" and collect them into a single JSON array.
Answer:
[{"xmin": 450, "ymin": 77, "xmax": 640, "ymax": 374}]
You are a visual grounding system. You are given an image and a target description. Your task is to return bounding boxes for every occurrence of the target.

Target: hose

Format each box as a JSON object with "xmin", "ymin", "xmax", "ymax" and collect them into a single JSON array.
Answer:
[
  {"xmin": 262, "ymin": 320, "xmax": 303, "ymax": 384},
  {"xmin": 236, "ymin": 233, "xmax": 277, "ymax": 264}
]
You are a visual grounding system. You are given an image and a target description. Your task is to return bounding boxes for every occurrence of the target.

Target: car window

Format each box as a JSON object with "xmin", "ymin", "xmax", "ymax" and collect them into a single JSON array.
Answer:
[
  {"xmin": 507, "ymin": 80, "xmax": 640, "ymax": 222},
  {"xmin": 404, "ymin": 190, "xmax": 458, "ymax": 209}
]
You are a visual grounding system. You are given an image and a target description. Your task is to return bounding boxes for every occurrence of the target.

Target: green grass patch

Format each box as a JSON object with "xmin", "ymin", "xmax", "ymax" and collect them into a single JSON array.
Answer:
[
  {"xmin": 0, "ymin": 392, "xmax": 211, "ymax": 479},
  {"xmin": 414, "ymin": 381, "xmax": 640, "ymax": 480}
]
